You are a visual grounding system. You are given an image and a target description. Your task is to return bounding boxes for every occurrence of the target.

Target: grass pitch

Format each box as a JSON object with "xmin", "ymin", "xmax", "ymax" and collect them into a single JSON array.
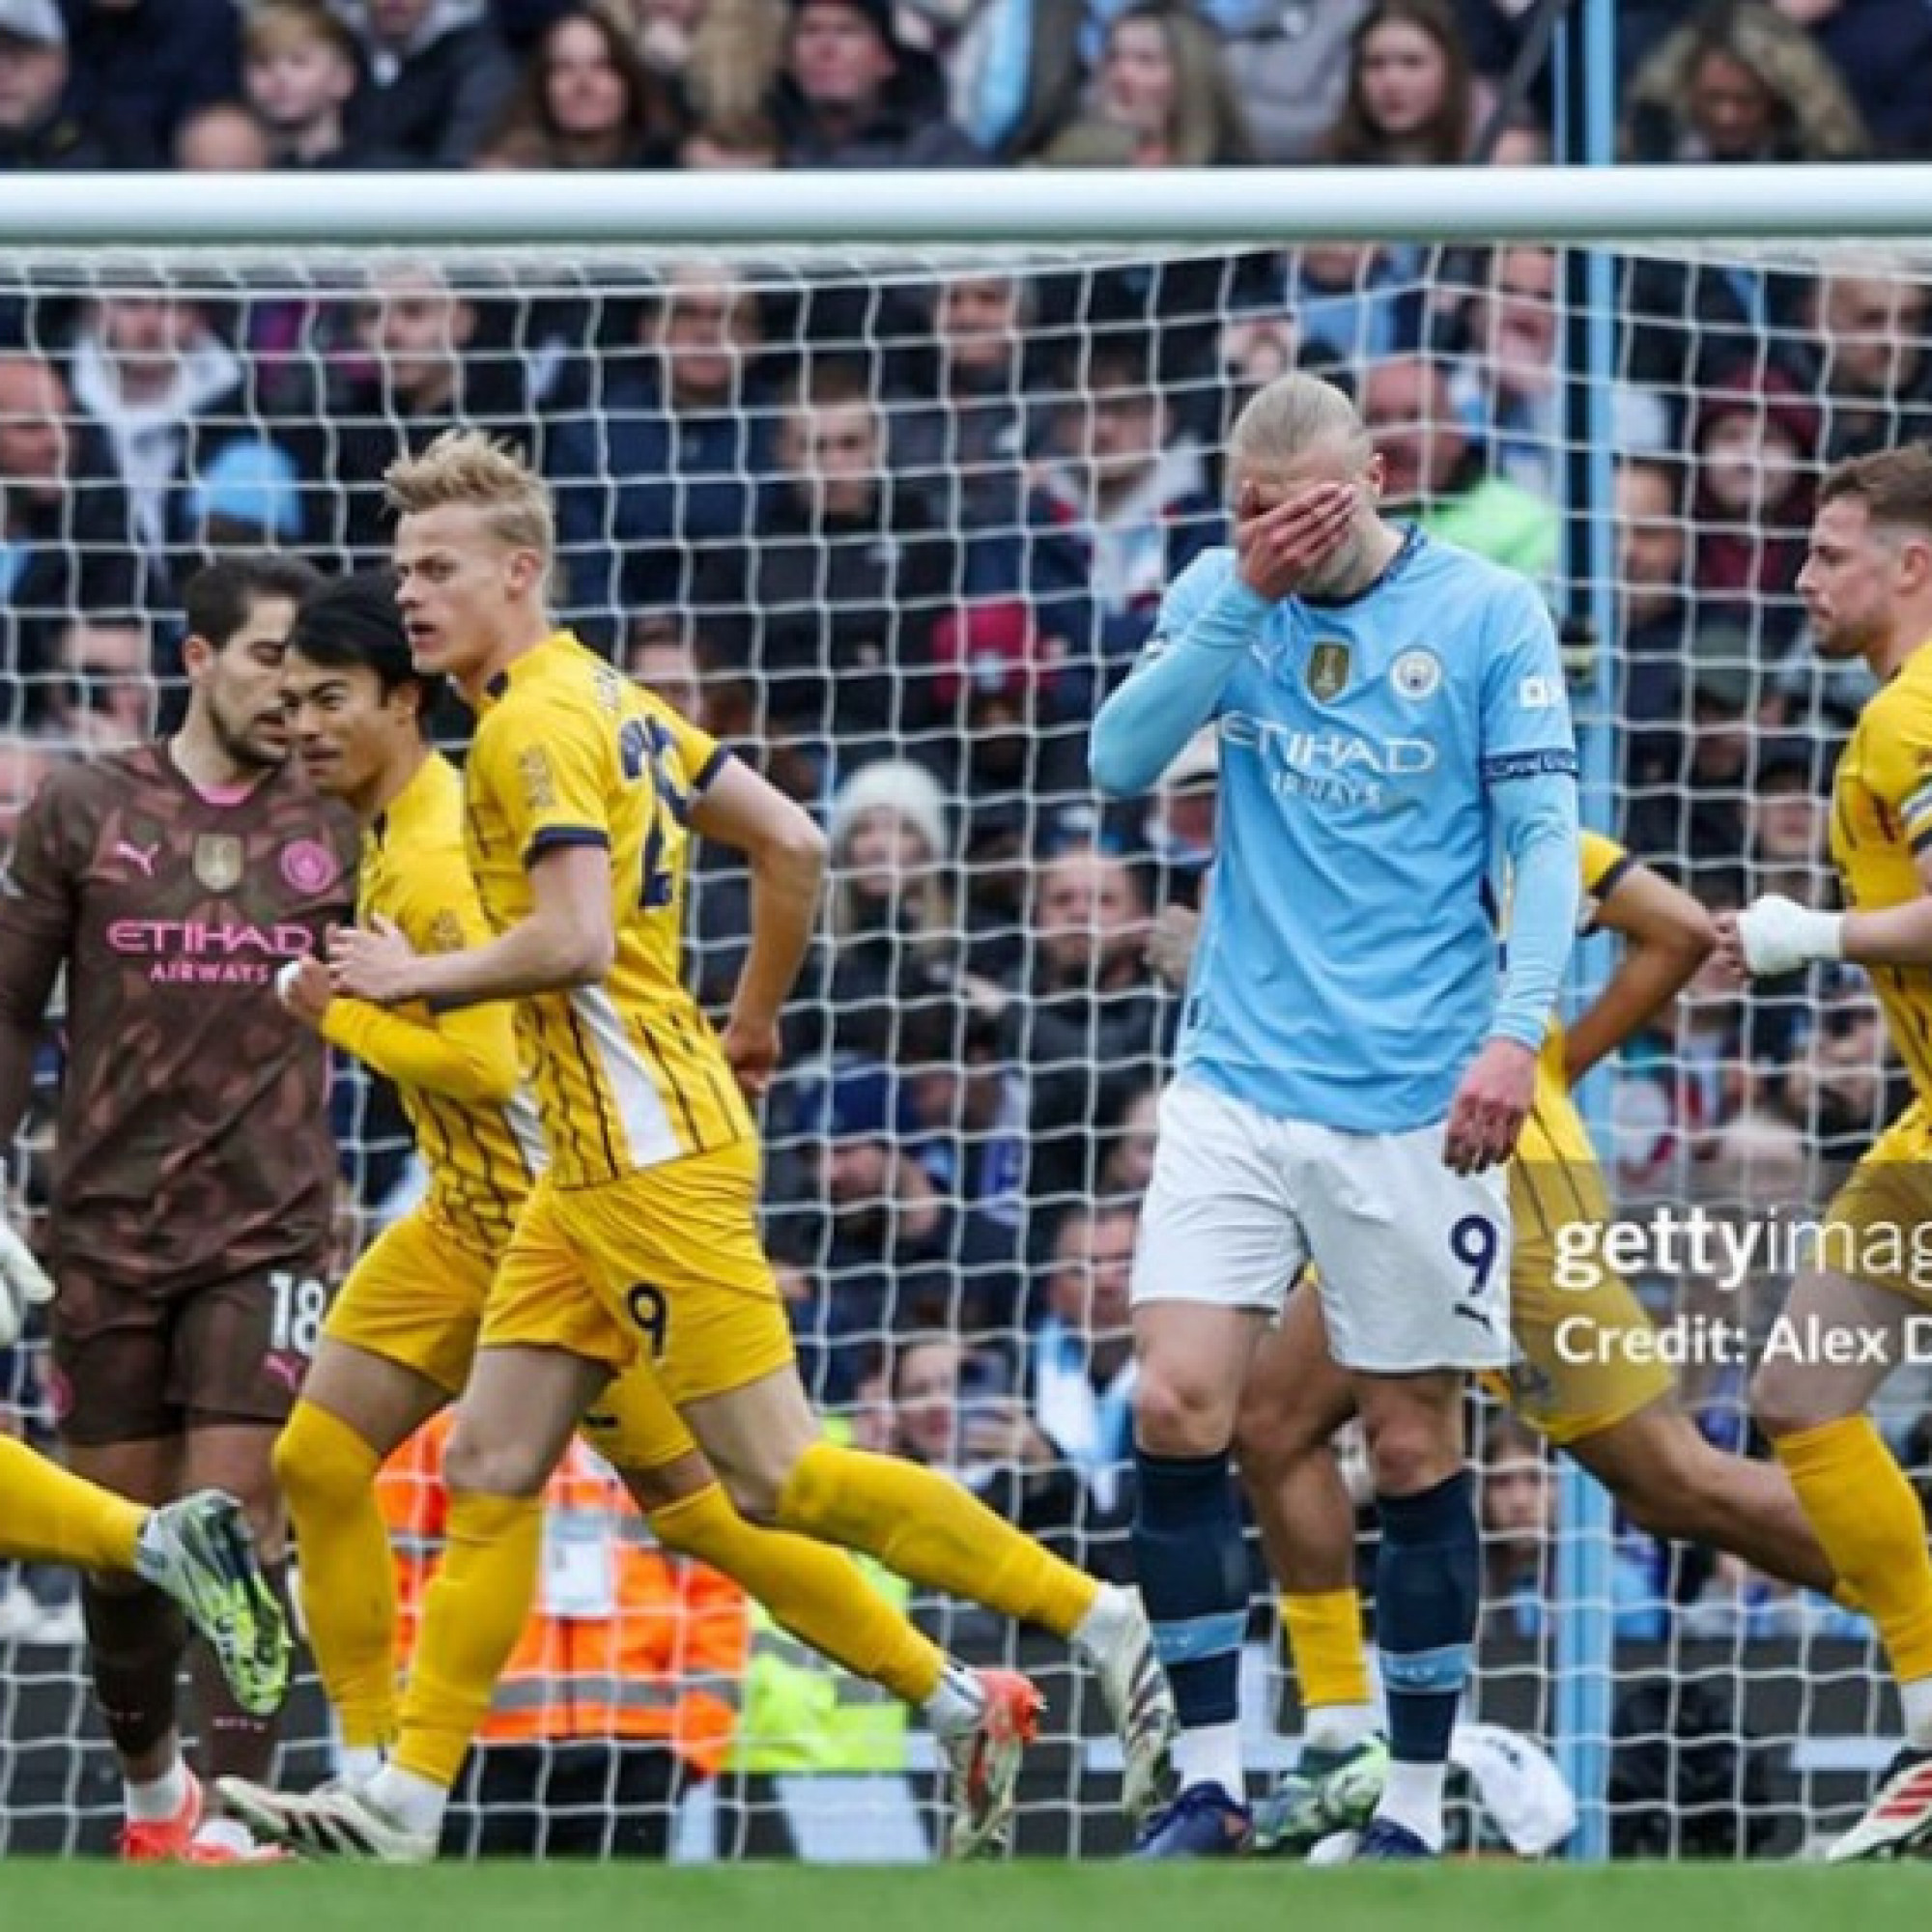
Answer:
[{"xmin": 4, "ymin": 1861, "xmax": 1916, "ymax": 1932}]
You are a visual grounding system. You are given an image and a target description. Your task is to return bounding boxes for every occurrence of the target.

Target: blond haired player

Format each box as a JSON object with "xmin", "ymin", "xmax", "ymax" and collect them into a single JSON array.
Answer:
[
  {"xmin": 222, "ymin": 439, "xmax": 1172, "ymax": 1861},
  {"xmin": 1719, "ymin": 442, "xmax": 1932, "ymax": 1860},
  {"xmin": 1201, "ymin": 832, "xmax": 1852, "ymax": 1851},
  {"xmin": 256, "ymin": 571, "xmax": 1097, "ymax": 1853}
]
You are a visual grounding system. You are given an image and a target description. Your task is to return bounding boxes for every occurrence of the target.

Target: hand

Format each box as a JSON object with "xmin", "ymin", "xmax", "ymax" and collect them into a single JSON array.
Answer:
[
  {"xmin": 0, "ymin": 1209, "xmax": 53, "ymax": 1350},
  {"xmin": 1443, "ymin": 1037, "xmax": 1537, "ymax": 1175},
  {"xmin": 956, "ymin": 973, "xmax": 1009, "ymax": 1023},
  {"xmin": 1233, "ymin": 479, "xmax": 1359, "ymax": 601},
  {"xmin": 274, "ymin": 954, "xmax": 333, "ymax": 1028},
  {"xmin": 1717, "ymin": 895, "xmax": 1844, "ymax": 980},
  {"xmin": 327, "ymin": 915, "xmax": 422, "ymax": 1006},
  {"xmin": 1145, "ymin": 902, "xmax": 1200, "ymax": 990},
  {"xmin": 721, "ymin": 1009, "xmax": 780, "ymax": 1101}
]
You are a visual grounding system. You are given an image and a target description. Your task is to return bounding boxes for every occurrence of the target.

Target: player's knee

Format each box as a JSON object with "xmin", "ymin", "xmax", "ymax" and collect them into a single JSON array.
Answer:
[
  {"xmin": 442, "ymin": 1423, "xmax": 553, "ymax": 1499},
  {"xmin": 1750, "ymin": 1359, "xmax": 1827, "ymax": 1440},
  {"xmin": 1134, "ymin": 1365, "xmax": 1236, "ymax": 1458},
  {"xmin": 1233, "ymin": 1389, "xmax": 1323, "ymax": 1486},
  {"xmin": 1361, "ymin": 1414, "xmax": 1459, "ymax": 1496}
]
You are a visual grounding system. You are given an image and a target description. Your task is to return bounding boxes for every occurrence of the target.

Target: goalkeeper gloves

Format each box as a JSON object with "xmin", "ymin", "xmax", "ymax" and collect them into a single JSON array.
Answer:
[
  {"xmin": 1736, "ymin": 894, "xmax": 1845, "ymax": 978},
  {"xmin": 0, "ymin": 1208, "xmax": 52, "ymax": 1349}
]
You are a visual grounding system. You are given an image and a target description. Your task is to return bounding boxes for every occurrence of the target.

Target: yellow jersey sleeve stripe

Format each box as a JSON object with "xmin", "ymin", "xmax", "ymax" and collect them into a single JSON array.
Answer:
[
  {"xmin": 692, "ymin": 745, "xmax": 731, "ymax": 793},
  {"xmin": 1901, "ymin": 777, "xmax": 1932, "ymax": 822},
  {"xmin": 1579, "ymin": 851, "xmax": 1634, "ymax": 936},
  {"xmin": 1913, "ymin": 824, "xmax": 1932, "ymax": 856}
]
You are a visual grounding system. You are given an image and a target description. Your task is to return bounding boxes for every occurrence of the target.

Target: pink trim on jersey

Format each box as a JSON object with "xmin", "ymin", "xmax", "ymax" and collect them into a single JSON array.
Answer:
[{"xmin": 191, "ymin": 779, "xmax": 267, "ymax": 808}]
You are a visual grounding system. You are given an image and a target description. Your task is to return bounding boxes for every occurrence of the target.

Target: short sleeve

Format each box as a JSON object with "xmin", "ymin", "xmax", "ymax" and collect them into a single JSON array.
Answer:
[
  {"xmin": 475, "ymin": 695, "xmax": 614, "ymax": 867},
  {"xmin": 1866, "ymin": 687, "xmax": 1932, "ymax": 853}
]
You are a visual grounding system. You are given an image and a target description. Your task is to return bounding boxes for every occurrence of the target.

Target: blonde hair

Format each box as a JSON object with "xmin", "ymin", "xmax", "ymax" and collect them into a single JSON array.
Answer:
[
  {"xmin": 384, "ymin": 428, "xmax": 555, "ymax": 560},
  {"xmin": 1227, "ymin": 371, "xmax": 1369, "ymax": 476}
]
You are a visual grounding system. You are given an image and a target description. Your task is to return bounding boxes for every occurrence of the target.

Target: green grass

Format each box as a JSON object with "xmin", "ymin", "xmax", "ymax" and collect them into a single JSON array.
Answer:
[{"xmin": 5, "ymin": 1861, "xmax": 1920, "ymax": 1932}]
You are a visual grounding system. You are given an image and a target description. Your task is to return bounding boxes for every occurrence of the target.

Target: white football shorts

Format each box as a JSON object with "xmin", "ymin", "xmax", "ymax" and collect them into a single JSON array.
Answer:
[{"xmin": 1129, "ymin": 1075, "xmax": 1512, "ymax": 1374}]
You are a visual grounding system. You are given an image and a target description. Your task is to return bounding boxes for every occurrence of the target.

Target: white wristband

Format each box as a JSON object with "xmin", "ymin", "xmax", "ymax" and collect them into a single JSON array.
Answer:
[{"xmin": 274, "ymin": 959, "xmax": 304, "ymax": 1004}]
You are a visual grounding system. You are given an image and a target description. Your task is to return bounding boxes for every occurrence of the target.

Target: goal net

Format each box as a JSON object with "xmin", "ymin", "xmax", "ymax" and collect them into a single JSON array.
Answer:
[{"xmin": 0, "ymin": 216, "xmax": 1913, "ymax": 1862}]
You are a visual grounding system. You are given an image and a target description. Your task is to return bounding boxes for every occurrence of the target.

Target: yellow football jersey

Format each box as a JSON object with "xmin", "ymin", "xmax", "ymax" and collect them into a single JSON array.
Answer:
[
  {"xmin": 324, "ymin": 752, "xmax": 543, "ymax": 1251},
  {"xmin": 1831, "ymin": 642, "xmax": 1932, "ymax": 1103},
  {"xmin": 465, "ymin": 632, "xmax": 754, "ymax": 1186}
]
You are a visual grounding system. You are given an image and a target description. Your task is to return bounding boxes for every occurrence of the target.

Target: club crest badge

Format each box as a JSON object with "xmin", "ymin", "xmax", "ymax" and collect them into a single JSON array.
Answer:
[
  {"xmin": 193, "ymin": 833, "xmax": 243, "ymax": 894},
  {"xmin": 1305, "ymin": 639, "xmax": 1351, "ymax": 703},
  {"xmin": 1393, "ymin": 648, "xmax": 1443, "ymax": 700}
]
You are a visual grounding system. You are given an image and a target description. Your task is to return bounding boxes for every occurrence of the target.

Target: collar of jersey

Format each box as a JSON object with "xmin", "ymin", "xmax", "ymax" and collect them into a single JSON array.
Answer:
[
  {"xmin": 482, "ymin": 630, "xmax": 577, "ymax": 705},
  {"xmin": 1298, "ymin": 521, "xmax": 1424, "ymax": 611},
  {"xmin": 371, "ymin": 749, "xmax": 453, "ymax": 846}
]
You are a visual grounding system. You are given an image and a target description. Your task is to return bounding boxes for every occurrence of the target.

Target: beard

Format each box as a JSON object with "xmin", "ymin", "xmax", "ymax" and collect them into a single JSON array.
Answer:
[{"xmin": 209, "ymin": 690, "xmax": 287, "ymax": 770}]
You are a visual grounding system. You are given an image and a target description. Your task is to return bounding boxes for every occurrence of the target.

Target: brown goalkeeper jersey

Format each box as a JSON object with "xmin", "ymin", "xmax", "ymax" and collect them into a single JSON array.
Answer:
[{"xmin": 0, "ymin": 744, "xmax": 357, "ymax": 1290}]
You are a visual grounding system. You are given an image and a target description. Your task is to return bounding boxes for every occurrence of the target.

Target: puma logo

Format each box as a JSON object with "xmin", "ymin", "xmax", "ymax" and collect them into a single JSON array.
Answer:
[{"xmin": 115, "ymin": 839, "xmax": 158, "ymax": 878}]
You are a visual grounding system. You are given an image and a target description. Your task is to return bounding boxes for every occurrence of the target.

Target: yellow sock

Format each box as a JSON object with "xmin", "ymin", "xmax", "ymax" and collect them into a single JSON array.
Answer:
[
  {"xmin": 1776, "ymin": 1417, "xmax": 1932, "ymax": 1680},
  {"xmin": 273, "ymin": 1401, "xmax": 398, "ymax": 1751},
  {"xmin": 391, "ymin": 1491, "xmax": 541, "ymax": 1788},
  {"xmin": 777, "ymin": 1440, "xmax": 1098, "ymax": 1638},
  {"xmin": 651, "ymin": 1481, "xmax": 945, "ymax": 1703},
  {"xmin": 0, "ymin": 1435, "xmax": 141, "ymax": 1571},
  {"xmin": 1281, "ymin": 1588, "xmax": 1374, "ymax": 1711}
]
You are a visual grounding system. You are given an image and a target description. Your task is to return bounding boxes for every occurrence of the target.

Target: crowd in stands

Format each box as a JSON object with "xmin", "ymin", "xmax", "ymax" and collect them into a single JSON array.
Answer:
[{"xmin": 3, "ymin": 0, "xmax": 1932, "ymax": 1678}]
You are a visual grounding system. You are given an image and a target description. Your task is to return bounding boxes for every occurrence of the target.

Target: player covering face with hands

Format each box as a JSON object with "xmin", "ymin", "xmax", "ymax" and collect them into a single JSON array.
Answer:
[
  {"xmin": 1090, "ymin": 371, "xmax": 1578, "ymax": 1861},
  {"xmin": 1719, "ymin": 444, "xmax": 1932, "ymax": 1861}
]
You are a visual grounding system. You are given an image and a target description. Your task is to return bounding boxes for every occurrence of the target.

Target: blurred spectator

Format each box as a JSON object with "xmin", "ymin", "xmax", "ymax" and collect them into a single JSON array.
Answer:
[
  {"xmin": 818, "ymin": 755, "xmax": 957, "ymax": 1062},
  {"xmin": 943, "ymin": 0, "xmax": 1085, "ymax": 160},
  {"xmin": 1218, "ymin": 0, "xmax": 1367, "ymax": 164},
  {"xmin": 898, "ymin": 995, "xmax": 1029, "ymax": 1232},
  {"xmin": 680, "ymin": 0, "xmax": 788, "ymax": 137},
  {"xmin": 966, "ymin": 840, "xmax": 1164, "ymax": 1230},
  {"xmin": 1131, "ymin": 724, "xmax": 1216, "ymax": 911},
  {"xmin": 886, "ymin": 272, "xmax": 1048, "ymax": 542},
  {"xmin": 771, "ymin": 0, "xmax": 982, "ymax": 167},
  {"xmin": 1027, "ymin": 1199, "xmax": 1138, "ymax": 1514},
  {"xmin": 1096, "ymin": 1080, "xmax": 1159, "ymax": 1197},
  {"xmin": 1279, "ymin": 242, "xmax": 1427, "ymax": 368},
  {"xmin": 483, "ymin": 4, "xmax": 684, "ymax": 167},
  {"xmin": 1745, "ymin": 734, "xmax": 1832, "ymax": 909},
  {"xmin": 65, "ymin": 292, "xmax": 303, "ymax": 585},
  {"xmin": 1790, "ymin": 0, "xmax": 1932, "ymax": 159},
  {"xmin": 695, "ymin": 360, "xmax": 956, "ymax": 783},
  {"xmin": 0, "ymin": 729, "xmax": 59, "ymax": 851},
  {"xmin": 1037, "ymin": 2, "xmax": 1255, "ymax": 167},
  {"xmin": 678, "ymin": 104, "xmax": 781, "ymax": 166},
  {"xmin": 49, "ymin": 613, "xmax": 154, "ymax": 750},
  {"xmin": 63, "ymin": 0, "xmax": 242, "ymax": 168},
  {"xmin": 1615, "ymin": 455, "xmax": 1694, "ymax": 749},
  {"xmin": 331, "ymin": 262, "xmax": 533, "ymax": 559},
  {"xmin": 782, "ymin": 1053, "xmax": 1023, "ymax": 1403},
  {"xmin": 243, "ymin": 1, "xmax": 393, "ymax": 169},
  {"xmin": 1688, "ymin": 363, "xmax": 1819, "ymax": 650},
  {"xmin": 1798, "ymin": 265, "xmax": 1932, "ymax": 465},
  {"xmin": 552, "ymin": 259, "xmax": 771, "ymax": 642},
  {"xmin": 1447, "ymin": 244, "xmax": 1672, "ymax": 498},
  {"xmin": 334, "ymin": 0, "xmax": 518, "ymax": 166},
  {"xmin": 1771, "ymin": 978, "xmax": 1899, "ymax": 1170},
  {"xmin": 1623, "ymin": 0, "xmax": 1868, "ymax": 163},
  {"xmin": 1023, "ymin": 330, "xmax": 1222, "ymax": 700},
  {"xmin": 0, "ymin": 351, "xmax": 145, "ymax": 709},
  {"xmin": 1321, "ymin": 0, "xmax": 1473, "ymax": 166},
  {"xmin": 0, "ymin": 0, "xmax": 107, "ymax": 169},
  {"xmin": 1361, "ymin": 354, "xmax": 1556, "ymax": 576},
  {"xmin": 172, "ymin": 101, "xmax": 273, "ymax": 171},
  {"xmin": 887, "ymin": 1334, "xmax": 1093, "ymax": 1556},
  {"xmin": 382, "ymin": 1410, "xmax": 749, "ymax": 1860}
]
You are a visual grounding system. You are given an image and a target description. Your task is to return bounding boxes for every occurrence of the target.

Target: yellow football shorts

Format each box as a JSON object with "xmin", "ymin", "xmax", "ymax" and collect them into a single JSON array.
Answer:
[
  {"xmin": 1817, "ymin": 1101, "xmax": 1932, "ymax": 1307},
  {"xmin": 1487, "ymin": 1094, "xmax": 1674, "ymax": 1446},
  {"xmin": 483, "ymin": 1135, "xmax": 796, "ymax": 1407},
  {"xmin": 323, "ymin": 1201, "xmax": 490, "ymax": 1397}
]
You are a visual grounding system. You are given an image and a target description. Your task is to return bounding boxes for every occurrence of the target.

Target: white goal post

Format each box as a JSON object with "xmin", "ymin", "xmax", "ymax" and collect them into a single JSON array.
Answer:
[{"xmin": 0, "ymin": 165, "xmax": 1921, "ymax": 1863}]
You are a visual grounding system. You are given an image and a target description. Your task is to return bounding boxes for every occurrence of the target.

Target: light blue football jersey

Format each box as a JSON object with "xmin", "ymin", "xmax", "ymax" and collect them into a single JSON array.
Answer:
[{"xmin": 1160, "ymin": 528, "xmax": 1577, "ymax": 1131}]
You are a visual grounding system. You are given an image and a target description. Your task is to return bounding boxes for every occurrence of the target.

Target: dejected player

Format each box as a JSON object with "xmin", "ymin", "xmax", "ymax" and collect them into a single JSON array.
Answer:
[{"xmin": 0, "ymin": 553, "xmax": 356, "ymax": 1861}]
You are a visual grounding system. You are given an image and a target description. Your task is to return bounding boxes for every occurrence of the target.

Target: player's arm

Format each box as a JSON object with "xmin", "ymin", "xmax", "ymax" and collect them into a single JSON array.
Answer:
[
  {"xmin": 330, "ymin": 709, "xmax": 619, "ymax": 1009},
  {"xmin": 1446, "ymin": 582, "xmax": 1580, "ymax": 1173},
  {"xmin": 1562, "ymin": 857, "xmax": 1717, "ymax": 1086},
  {"xmin": 1091, "ymin": 483, "xmax": 1358, "ymax": 797},
  {"xmin": 0, "ymin": 772, "xmax": 73, "ymax": 1333},
  {"xmin": 1722, "ymin": 707, "xmax": 1932, "ymax": 975},
  {"xmin": 688, "ymin": 754, "xmax": 826, "ymax": 1100}
]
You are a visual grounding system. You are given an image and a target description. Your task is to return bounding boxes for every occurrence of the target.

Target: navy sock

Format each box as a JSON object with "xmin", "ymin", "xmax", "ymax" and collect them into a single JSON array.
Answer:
[
  {"xmin": 1132, "ymin": 1448, "xmax": 1247, "ymax": 1730},
  {"xmin": 1374, "ymin": 1469, "xmax": 1479, "ymax": 1765}
]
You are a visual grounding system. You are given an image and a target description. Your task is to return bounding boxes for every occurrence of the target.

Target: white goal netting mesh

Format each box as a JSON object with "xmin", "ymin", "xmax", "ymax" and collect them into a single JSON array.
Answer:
[{"xmin": 0, "ymin": 233, "xmax": 1916, "ymax": 1861}]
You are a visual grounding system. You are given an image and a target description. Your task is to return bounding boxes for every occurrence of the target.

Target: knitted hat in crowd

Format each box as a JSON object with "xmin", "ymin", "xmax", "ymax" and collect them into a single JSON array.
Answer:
[{"xmin": 827, "ymin": 756, "xmax": 950, "ymax": 863}]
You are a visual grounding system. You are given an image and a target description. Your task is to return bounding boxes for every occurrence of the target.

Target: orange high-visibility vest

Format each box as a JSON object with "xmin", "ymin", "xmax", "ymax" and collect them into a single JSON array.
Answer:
[{"xmin": 377, "ymin": 1412, "xmax": 748, "ymax": 1778}]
